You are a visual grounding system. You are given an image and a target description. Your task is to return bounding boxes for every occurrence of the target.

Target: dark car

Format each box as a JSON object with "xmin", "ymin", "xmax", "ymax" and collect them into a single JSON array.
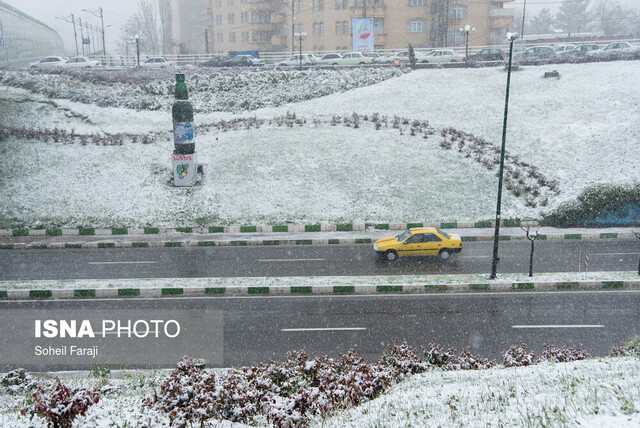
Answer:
[
  {"xmin": 468, "ymin": 48, "xmax": 505, "ymax": 62},
  {"xmin": 515, "ymin": 46, "xmax": 556, "ymax": 64},
  {"xmin": 224, "ymin": 55, "xmax": 265, "ymax": 67},
  {"xmin": 199, "ymin": 56, "xmax": 231, "ymax": 67}
]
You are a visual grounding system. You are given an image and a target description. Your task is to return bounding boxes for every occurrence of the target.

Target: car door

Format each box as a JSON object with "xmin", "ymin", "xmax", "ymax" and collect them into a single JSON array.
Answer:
[
  {"xmin": 399, "ymin": 232, "xmax": 428, "ymax": 257},
  {"xmin": 422, "ymin": 233, "xmax": 444, "ymax": 255}
]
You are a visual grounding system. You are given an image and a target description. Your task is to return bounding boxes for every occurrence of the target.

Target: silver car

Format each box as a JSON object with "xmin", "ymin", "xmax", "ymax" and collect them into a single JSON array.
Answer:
[{"xmin": 29, "ymin": 56, "xmax": 67, "ymax": 69}]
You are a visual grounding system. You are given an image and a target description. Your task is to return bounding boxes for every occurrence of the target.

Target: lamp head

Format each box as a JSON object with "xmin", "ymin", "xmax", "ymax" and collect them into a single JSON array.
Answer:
[{"xmin": 506, "ymin": 32, "xmax": 519, "ymax": 41}]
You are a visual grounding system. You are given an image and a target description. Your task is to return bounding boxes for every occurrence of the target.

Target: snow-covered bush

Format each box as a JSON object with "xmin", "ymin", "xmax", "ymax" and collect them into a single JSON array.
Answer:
[
  {"xmin": 21, "ymin": 377, "xmax": 99, "ymax": 428},
  {"xmin": 0, "ymin": 68, "xmax": 405, "ymax": 113},
  {"xmin": 549, "ymin": 183, "xmax": 640, "ymax": 226},
  {"xmin": 542, "ymin": 344, "xmax": 589, "ymax": 362},
  {"xmin": 0, "ymin": 368, "xmax": 36, "ymax": 395},
  {"xmin": 503, "ymin": 341, "xmax": 539, "ymax": 367}
]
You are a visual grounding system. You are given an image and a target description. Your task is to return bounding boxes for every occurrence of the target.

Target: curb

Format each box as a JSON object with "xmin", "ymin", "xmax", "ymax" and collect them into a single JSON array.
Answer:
[
  {"xmin": 1, "ymin": 281, "xmax": 637, "ymax": 300},
  {"xmin": 0, "ymin": 221, "xmax": 537, "ymax": 238},
  {"xmin": 0, "ymin": 230, "xmax": 635, "ymax": 250}
]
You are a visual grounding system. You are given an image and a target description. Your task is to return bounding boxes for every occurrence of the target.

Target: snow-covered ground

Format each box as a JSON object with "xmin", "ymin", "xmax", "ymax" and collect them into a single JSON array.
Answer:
[
  {"xmin": 1, "ymin": 61, "xmax": 639, "ymax": 228},
  {"xmin": 1, "ymin": 357, "xmax": 638, "ymax": 427}
]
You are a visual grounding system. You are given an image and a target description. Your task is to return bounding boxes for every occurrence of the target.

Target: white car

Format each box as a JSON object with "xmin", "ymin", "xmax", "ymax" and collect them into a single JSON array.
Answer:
[
  {"xmin": 336, "ymin": 52, "xmax": 374, "ymax": 65},
  {"xmin": 29, "ymin": 56, "xmax": 67, "ymax": 69},
  {"xmin": 141, "ymin": 57, "xmax": 174, "ymax": 68},
  {"xmin": 317, "ymin": 53, "xmax": 343, "ymax": 65},
  {"xmin": 552, "ymin": 44, "xmax": 576, "ymax": 55},
  {"xmin": 375, "ymin": 50, "xmax": 429, "ymax": 65},
  {"xmin": 62, "ymin": 56, "xmax": 100, "ymax": 68},
  {"xmin": 586, "ymin": 41, "xmax": 637, "ymax": 59},
  {"xmin": 423, "ymin": 49, "xmax": 465, "ymax": 63},
  {"xmin": 278, "ymin": 54, "xmax": 318, "ymax": 67}
]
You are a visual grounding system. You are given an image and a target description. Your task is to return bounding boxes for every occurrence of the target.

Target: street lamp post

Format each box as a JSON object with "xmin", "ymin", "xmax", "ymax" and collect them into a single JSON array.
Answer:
[
  {"xmin": 489, "ymin": 32, "xmax": 518, "ymax": 280},
  {"xmin": 295, "ymin": 31, "xmax": 306, "ymax": 70},
  {"xmin": 131, "ymin": 35, "xmax": 140, "ymax": 67},
  {"xmin": 459, "ymin": 24, "xmax": 475, "ymax": 59}
]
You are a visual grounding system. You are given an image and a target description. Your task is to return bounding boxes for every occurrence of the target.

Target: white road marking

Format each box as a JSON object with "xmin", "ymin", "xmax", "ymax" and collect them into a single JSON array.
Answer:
[
  {"xmin": 88, "ymin": 261, "xmax": 157, "ymax": 265},
  {"xmin": 589, "ymin": 252, "xmax": 640, "ymax": 256},
  {"xmin": 512, "ymin": 325, "xmax": 604, "ymax": 329},
  {"xmin": 259, "ymin": 258, "xmax": 325, "ymax": 262},
  {"xmin": 281, "ymin": 327, "xmax": 367, "ymax": 332}
]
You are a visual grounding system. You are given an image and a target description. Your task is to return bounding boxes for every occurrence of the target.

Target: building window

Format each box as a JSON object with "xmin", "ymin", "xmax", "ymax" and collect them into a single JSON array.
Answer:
[
  {"xmin": 447, "ymin": 30, "xmax": 464, "ymax": 45},
  {"xmin": 408, "ymin": 0, "xmax": 426, "ymax": 5},
  {"xmin": 319, "ymin": 22, "xmax": 325, "ymax": 35},
  {"xmin": 449, "ymin": 5, "xmax": 467, "ymax": 19},
  {"xmin": 216, "ymin": 15, "xmax": 222, "ymax": 25},
  {"xmin": 313, "ymin": 22, "xmax": 319, "ymax": 35},
  {"xmin": 408, "ymin": 19, "xmax": 427, "ymax": 33},
  {"xmin": 336, "ymin": 22, "xmax": 341, "ymax": 35},
  {"xmin": 228, "ymin": 14, "xmax": 235, "ymax": 25},
  {"xmin": 313, "ymin": 0, "xmax": 324, "ymax": 10},
  {"xmin": 335, "ymin": 0, "xmax": 348, "ymax": 8},
  {"xmin": 342, "ymin": 21, "xmax": 349, "ymax": 35},
  {"xmin": 373, "ymin": 18, "xmax": 384, "ymax": 34},
  {"xmin": 217, "ymin": 32, "xmax": 223, "ymax": 43}
]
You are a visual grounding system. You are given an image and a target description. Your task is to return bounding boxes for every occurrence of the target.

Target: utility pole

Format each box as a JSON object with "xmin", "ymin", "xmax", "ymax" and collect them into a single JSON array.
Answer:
[
  {"xmin": 71, "ymin": 14, "xmax": 79, "ymax": 55},
  {"xmin": 79, "ymin": 18, "xmax": 85, "ymax": 56},
  {"xmin": 204, "ymin": 28, "xmax": 209, "ymax": 54},
  {"xmin": 99, "ymin": 7, "xmax": 106, "ymax": 56},
  {"xmin": 521, "ymin": 0, "xmax": 527, "ymax": 41}
]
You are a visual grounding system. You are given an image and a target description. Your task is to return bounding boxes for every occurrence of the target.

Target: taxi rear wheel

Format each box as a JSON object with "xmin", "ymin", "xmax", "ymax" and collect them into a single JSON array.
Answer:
[{"xmin": 439, "ymin": 249, "xmax": 452, "ymax": 261}]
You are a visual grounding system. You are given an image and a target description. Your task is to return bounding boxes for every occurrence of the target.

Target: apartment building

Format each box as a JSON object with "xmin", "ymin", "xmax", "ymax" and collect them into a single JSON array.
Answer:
[{"xmin": 197, "ymin": 0, "xmax": 515, "ymax": 55}]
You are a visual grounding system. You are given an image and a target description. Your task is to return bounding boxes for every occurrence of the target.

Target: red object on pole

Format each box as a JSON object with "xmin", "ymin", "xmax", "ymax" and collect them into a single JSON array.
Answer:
[{"xmin": 585, "ymin": 253, "xmax": 589, "ymax": 270}]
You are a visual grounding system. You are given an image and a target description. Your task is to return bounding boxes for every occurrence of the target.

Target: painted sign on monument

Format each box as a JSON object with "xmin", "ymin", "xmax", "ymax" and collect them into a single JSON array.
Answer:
[
  {"xmin": 352, "ymin": 18, "xmax": 374, "ymax": 52},
  {"xmin": 172, "ymin": 153, "xmax": 197, "ymax": 187}
]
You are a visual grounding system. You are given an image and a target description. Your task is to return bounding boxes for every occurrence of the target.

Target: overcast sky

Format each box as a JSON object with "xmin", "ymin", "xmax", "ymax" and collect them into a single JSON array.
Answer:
[
  {"xmin": 4, "ymin": 0, "xmax": 639, "ymax": 55},
  {"xmin": 4, "ymin": 0, "xmax": 138, "ymax": 54}
]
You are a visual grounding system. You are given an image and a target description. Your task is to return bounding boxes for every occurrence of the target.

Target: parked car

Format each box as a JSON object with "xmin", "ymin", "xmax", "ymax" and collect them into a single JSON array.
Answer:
[
  {"xmin": 374, "ymin": 228, "xmax": 462, "ymax": 261},
  {"xmin": 515, "ymin": 46, "xmax": 556, "ymax": 63},
  {"xmin": 423, "ymin": 49, "xmax": 465, "ymax": 63},
  {"xmin": 552, "ymin": 44, "xmax": 576, "ymax": 55},
  {"xmin": 198, "ymin": 56, "xmax": 231, "ymax": 67},
  {"xmin": 571, "ymin": 43, "xmax": 600, "ymax": 57},
  {"xmin": 62, "ymin": 56, "xmax": 100, "ymax": 68},
  {"xmin": 336, "ymin": 51, "xmax": 374, "ymax": 65},
  {"xmin": 141, "ymin": 57, "xmax": 173, "ymax": 68},
  {"xmin": 317, "ymin": 53, "xmax": 343, "ymax": 65},
  {"xmin": 375, "ymin": 50, "xmax": 429, "ymax": 65},
  {"xmin": 278, "ymin": 54, "xmax": 318, "ymax": 67},
  {"xmin": 29, "ymin": 56, "xmax": 67, "ymax": 69},
  {"xmin": 467, "ymin": 48, "xmax": 505, "ymax": 62},
  {"xmin": 362, "ymin": 52, "xmax": 381, "ymax": 60},
  {"xmin": 587, "ymin": 41, "xmax": 638, "ymax": 59},
  {"xmin": 224, "ymin": 55, "xmax": 264, "ymax": 67},
  {"xmin": 373, "ymin": 52, "xmax": 399, "ymax": 64}
]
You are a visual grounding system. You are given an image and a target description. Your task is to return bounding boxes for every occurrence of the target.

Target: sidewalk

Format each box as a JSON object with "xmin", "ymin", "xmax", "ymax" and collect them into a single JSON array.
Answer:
[{"xmin": 0, "ymin": 225, "xmax": 637, "ymax": 249}]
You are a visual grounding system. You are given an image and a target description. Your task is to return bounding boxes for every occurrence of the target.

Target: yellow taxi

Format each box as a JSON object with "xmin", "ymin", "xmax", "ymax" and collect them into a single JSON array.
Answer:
[{"xmin": 374, "ymin": 227, "xmax": 462, "ymax": 261}]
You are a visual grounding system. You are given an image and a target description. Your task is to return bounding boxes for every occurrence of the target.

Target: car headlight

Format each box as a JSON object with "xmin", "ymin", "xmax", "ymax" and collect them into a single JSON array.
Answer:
[{"xmin": 373, "ymin": 244, "xmax": 380, "ymax": 251}]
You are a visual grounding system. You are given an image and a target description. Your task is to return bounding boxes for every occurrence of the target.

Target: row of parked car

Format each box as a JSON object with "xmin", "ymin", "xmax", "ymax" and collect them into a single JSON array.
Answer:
[
  {"xmin": 468, "ymin": 41, "xmax": 639, "ymax": 63},
  {"xmin": 29, "ymin": 55, "xmax": 176, "ymax": 69},
  {"xmin": 29, "ymin": 41, "xmax": 638, "ymax": 70}
]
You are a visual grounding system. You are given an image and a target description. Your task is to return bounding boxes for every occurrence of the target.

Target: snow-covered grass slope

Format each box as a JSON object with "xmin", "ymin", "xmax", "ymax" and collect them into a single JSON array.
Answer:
[{"xmin": 0, "ymin": 61, "xmax": 638, "ymax": 228}]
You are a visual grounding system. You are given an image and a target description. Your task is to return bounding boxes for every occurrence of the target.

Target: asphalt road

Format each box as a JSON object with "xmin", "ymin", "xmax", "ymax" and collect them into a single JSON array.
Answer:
[
  {"xmin": 1, "ymin": 239, "xmax": 639, "ymax": 281},
  {"xmin": 2, "ymin": 291, "xmax": 638, "ymax": 370}
]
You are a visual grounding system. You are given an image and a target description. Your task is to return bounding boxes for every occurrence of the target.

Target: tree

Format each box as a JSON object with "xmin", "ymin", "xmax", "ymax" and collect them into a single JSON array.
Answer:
[
  {"xmin": 556, "ymin": 0, "xmax": 591, "ymax": 36},
  {"xmin": 592, "ymin": 0, "xmax": 637, "ymax": 36},
  {"xmin": 408, "ymin": 44, "xmax": 417, "ymax": 69},
  {"xmin": 528, "ymin": 8, "xmax": 554, "ymax": 35},
  {"xmin": 116, "ymin": 0, "xmax": 162, "ymax": 56},
  {"xmin": 158, "ymin": 0, "xmax": 174, "ymax": 54}
]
